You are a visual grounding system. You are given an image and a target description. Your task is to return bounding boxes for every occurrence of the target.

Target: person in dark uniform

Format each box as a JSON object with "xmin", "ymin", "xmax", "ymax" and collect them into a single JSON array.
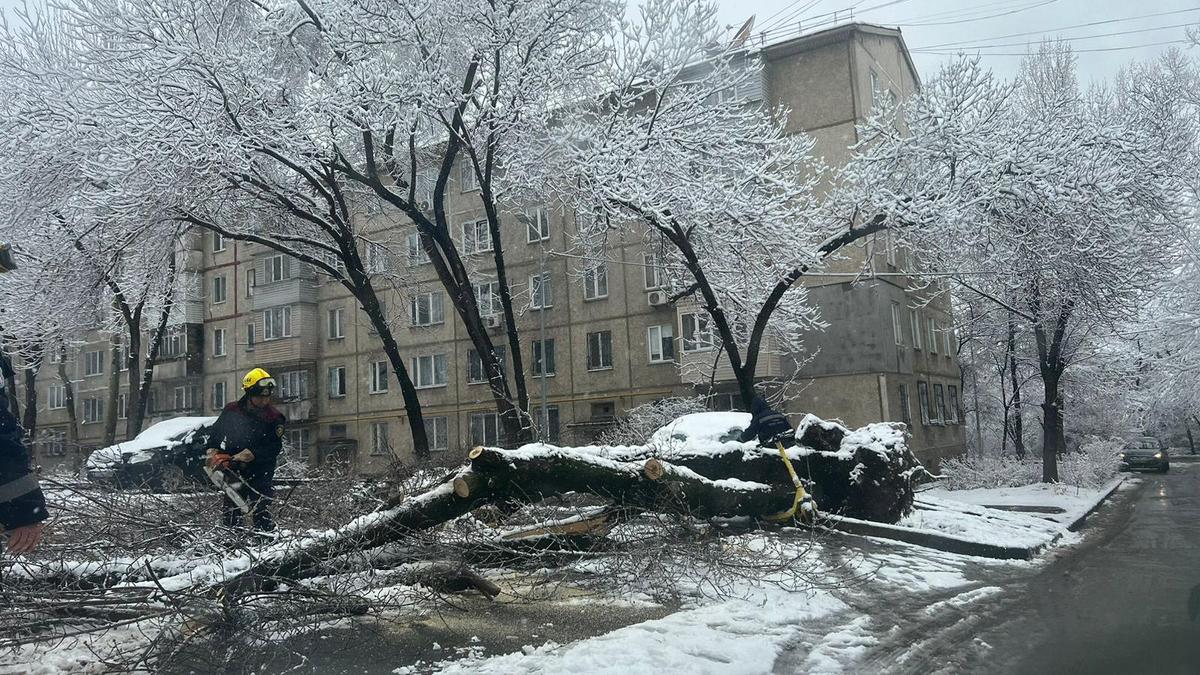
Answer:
[
  {"xmin": 0, "ymin": 245, "xmax": 47, "ymax": 554},
  {"xmin": 205, "ymin": 368, "xmax": 286, "ymax": 532},
  {"xmin": 738, "ymin": 395, "xmax": 796, "ymax": 447}
]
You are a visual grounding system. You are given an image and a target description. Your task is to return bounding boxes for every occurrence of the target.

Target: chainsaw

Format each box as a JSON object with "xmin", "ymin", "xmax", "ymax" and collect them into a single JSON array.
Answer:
[{"xmin": 204, "ymin": 460, "xmax": 256, "ymax": 530}]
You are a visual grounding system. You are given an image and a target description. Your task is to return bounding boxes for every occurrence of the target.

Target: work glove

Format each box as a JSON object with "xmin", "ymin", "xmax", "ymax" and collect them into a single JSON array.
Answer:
[
  {"xmin": 207, "ymin": 451, "xmax": 233, "ymax": 469},
  {"xmin": 232, "ymin": 449, "xmax": 255, "ymax": 463}
]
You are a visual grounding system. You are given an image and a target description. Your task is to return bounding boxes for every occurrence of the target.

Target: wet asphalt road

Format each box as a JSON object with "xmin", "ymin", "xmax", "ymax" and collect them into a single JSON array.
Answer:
[{"xmin": 970, "ymin": 463, "xmax": 1200, "ymax": 675}]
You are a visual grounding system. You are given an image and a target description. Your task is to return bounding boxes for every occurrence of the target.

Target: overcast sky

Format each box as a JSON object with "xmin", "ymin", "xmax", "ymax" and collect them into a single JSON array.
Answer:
[{"xmin": 713, "ymin": 0, "xmax": 1200, "ymax": 84}]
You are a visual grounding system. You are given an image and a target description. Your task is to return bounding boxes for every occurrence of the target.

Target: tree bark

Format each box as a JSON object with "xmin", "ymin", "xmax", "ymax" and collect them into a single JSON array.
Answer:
[
  {"xmin": 1007, "ymin": 316, "xmax": 1026, "ymax": 460},
  {"xmin": 1186, "ymin": 422, "xmax": 1195, "ymax": 456},
  {"xmin": 57, "ymin": 349, "xmax": 80, "ymax": 469},
  {"xmin": 123, "ymin": 329, "xmax": 142, "ymax": 441},
  {"xmin": 21, "ymin": 344, "xmax": 41, "ymax": 440},
  {"xmin": 102, "ymin": 331, "xmax": 121, "ymax": 447}
]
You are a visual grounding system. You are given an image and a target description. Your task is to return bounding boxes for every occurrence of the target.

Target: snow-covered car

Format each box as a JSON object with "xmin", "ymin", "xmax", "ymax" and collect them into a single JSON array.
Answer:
[
  {"xmin": 85, "ymin": 416, "xmax": 218, "ymax": 490},
  {"xmin": 1119, "ymin": 436, "xmax": 1169, "ymax": 473},
  {"xmin": 648, "ymin": 411, "xmax": 752, "ymax": 450}
]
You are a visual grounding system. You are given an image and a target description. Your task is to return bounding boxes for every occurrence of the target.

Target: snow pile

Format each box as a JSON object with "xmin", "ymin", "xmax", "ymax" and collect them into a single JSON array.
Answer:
[{"xmin": 85, "ymin": 416, "xmax": 216, "ymax": 468}]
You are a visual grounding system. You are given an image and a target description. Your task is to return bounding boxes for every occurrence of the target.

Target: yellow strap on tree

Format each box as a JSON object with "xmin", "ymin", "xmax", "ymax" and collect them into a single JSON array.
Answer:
[{"xmin": 765, "ymin": 442, "xmax": 817, "ymax": 523}]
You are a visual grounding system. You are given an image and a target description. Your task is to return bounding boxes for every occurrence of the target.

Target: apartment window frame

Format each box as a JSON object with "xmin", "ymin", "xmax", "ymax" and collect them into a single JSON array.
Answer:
[
  {"xmin": 944, "ymin": 329, "xmax": 954, "ymax": 357},
  {"xmin": 460, "ymin": 160, "xmax": 478, "ymax": 193},
  {"xmin": 212, "ymin": 232, "xmax": 226, "ymax": 253},
  {"xmin": 285, "ymin": 428, "xmax": 312, "ymax": 462},
  {"xmin": 928, "ymin": 318, "xmax": 939, "ymax": 355},
  {"xmin": 328, "ymin": 365, "xmax": 347, "ymax": 398},
  {"xmin": 947, "ymin": 385, "xmax": 961, "ymax": 424},
  {"xmin": 211, "ymin": 381, "xmax": 227, "ymax": 410},
  {"xmin": 531, "ymin": 338, "xmax": 556, "ymax": 377},
  {"xmin": 469, "ymin": 412, "xmax": 500, "ymax": 447},
  {"xmin": 647, "ymin": 324, "xmax": 676, "ymax": 364},
  {"xmin": 467, "ymin": 346, "xmax": 506, "ymax": 385},
  {"xmin": 897, "ymin": 383, "xmax": 912, "ymax": 427},
  {"xmin": 410, "ymin": 291, "xmax": 446, "ymax": 327},
  {"xmin": 47, "ymin": 384, "xmax": 66, "ymax": 410},
  {"xmin": 212, "ymin": 328, "xmax": 227, "ymax": 358},
  {"xmin": 263, "ymin": 306, "xmax": 292, "ymax": 341},
  {"xmin": 82, "ymin": 397, "xmax": 103, "ymax": 424},
  {"xmin": 643, "ymin": 252, "xmax": 666, "ymax": 290},
  {"xmin": 84, "ymin": 350, "xmax": 104, "ymax": 377},
  {"xmin": 211, "ymin": 274, "xmax": 228, "ymax": 304},
  {"xmin": 267, "ymin": 255, "xmax": 288, "ymax": 283},
  {"xmin": 425, "ymin": 416, "xmax": 449, "ymax": 453},
  {"xmin": 533, "ymin": 405, "xmax": 561, "ymax": 443},
  {"xmin": 681, "ymin": 313, "xmax": 714, "ymax": 353},
  {"xmin": 410, "ymin": 353, "xmax": 448, "ymax": 389},
  {"xmin": 328, "ymin": 307, "xmax": 345, "ymax": 340},
  {"xmin": 406, "ymin": 231, "xmax": 429, "ymax": 266},
  {"xmin": 246, "ymin": 268, "xmax": 256, "ymax": 297},
  {"xmin": 917, "ymin": 381, "xmax": 931, "ymax": 425},
  {"xmin": 933, "ymin": 383, "xmax": 947, "ymax": 425},
  {"xmin": 526, "ymin": 207, "xmax": 550, "ymax": 243},
  {"xmin": 583, "ymin": 264, "xmax": 609, "ymax": 301},
  {"xmin": 910, "ymin": 310, "xmax": 922, "ymax": 350},
  {"xmin": 891, "ymin": 303, "xmax": 904, "ymax": 346},
  {"xmin": 117, "ymin": 393, "xmax": 128, "ymax": 420},
  {"xmin": 245, "ymin": 323, "xmax": 256, "ymax": 351},
  {"xmin": 369, "ymin": 360, "xmax": 389, "ymax": 394},
  {"xmin": 279, "ymin": 370, "xmax": 310, "ymax": 401},
  {"xmin": 370, "ymin": 421, "xmax": 391, "ymax": 456},
  {"xmin": 462, "ymin": 219, "xmax": 492, "ymax": 255},
  {"xmin": 474, "ymin": 281, "xmax": 501, "ymax": 316},
  {"xmin": 586, "ymin": 330, "xmax": 613, "ymax": 371},
  {"xmin": 529, "ymin": 272, "xmax": 553, "ymax": 310}
]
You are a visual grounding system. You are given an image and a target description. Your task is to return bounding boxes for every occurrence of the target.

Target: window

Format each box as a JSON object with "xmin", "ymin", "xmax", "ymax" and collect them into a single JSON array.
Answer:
[
  {"xmin": 212, "ymin": 381, "xmax": 227, "ymax": 410},
  {"xmin": 885, "ymin": 229, "xmax": 897, "ymax": 267},
  {"xmin": 527, "ymin": 208, "xmax": 550, "ymax": 242},
  {"xmin": 474, "ymin": 281, "xmax": 500, "ymax": 316},
  {"xmin": 947, "ymin": 386, "xmax": 961, "ymax": 424},
  {"xmin": 591, "ymin": 400, "xmax": 615, "ymax": 421},
  {"xmin": 370, "ymin": 422, "xmax": 391, "ymax": 456},
  {"xmin": 643, "ymin": 252, "xmax": 666, "ymax": 289},
  {"xmin": 406, "ymin": 231, "xmax": 429, "ymax": 266},
  {"xmin": 410, "ymin": 292, "xmax": 445, "ymax": 326},
  {"xmin": 462, "ymin": 219, "xmax": 492, "ymax": 254},
  {"xmin": 369, "ymin": 360, "xmax": 389, "ymax": 394},
  {"xmin": 118, "ymin": 345, "xmax": 128, "ymax": 371},
  {"xmin": 681, "ymin": 313, "xmax": 713, "ymax": 353},
  {"xmin": 212, "ymin": 232, "xmax": 226, "ymax": 252},
  {"xmin": 117, "ymin": 393, "xmax": 127, "ymax": 420},
  {"xmin": 910, "ymin": 310, "xmax": 922, "ymax": 350},
  {"xmin": 84, "ymin": 350, "xmax": 104, "ymax": 377},
  {"xmin": 917, "ymin": 381, "xmax": 931, "ymax": 425},
  {"xmin": 928, "ymin": 319, "xmax": 939, "ymax": 355},
  {"xmin": 944, "ymin": 329, "xmax": 954, "ymax": 357},
  {"xmin": 467, "ymin": 346, "xmax": 506, "ymax": 384},
  {"xmin": 328, "ymin": 366, "xmax": 347, "ymax": 398},
  {"xmin": 897, "ymin": 384, "xmax": 911, "ymax": 427},
  {"xmin": 263, "ymin": 306, "xmax": 292, "ymax": 340},
  {"xmin": 82, "ymin": 398, "xmax": 103, "ymax": 424},
  {"xmin": 173, "ymin": 386, "xmax": 194, "ymax": 411},
  {"xmin": 213, "ymin": 328, "xmax": 227, "ymax": 357},
  {"xmin": 583, "ymin": 264, "xmax": 608, "ymax": 300},
  {"xmin": 425, "ymin": 416, "xmax": 449, "ymax": 452},
  {"xmin": 891, "ymin": 303, "xmax": 904, "ymax": 346},
  {"xmin": 366, "ymin": 242, "xmax": 391, "ymax": 274},
  {"xmin": 531, "ymin": 339, "xmax": 555, "ymax": 377},
  {"xmin": 933, "ymin": 384, "xmax": 947, "ymax": 424},
  {"xmin": 410, "ymin": 354, "xmax": 448, "ymax": 389},
  {"xmin": 246, "ymin": 268, "xmax": 256, "ymax": 297},
  {"xmin": 587, "ymin": 330, "xmax": 613, "ymax": 371},
  {"xmin": 280, "ymin": 371, "xmax": 310, "ymax": 400},
  {"xmin": 47, "ymin": 384, "xmax": 66, "ymax": 410},
  {"xmin": 413, "ymin": 169, "xmax": 434, "ymax": 207},
  {"xmin": 533, "ymin": 405, "xmax": 561, "ymax": 443},
  {"xmin": 328, "ymin": 423, "xmax": 347, "ymax": 439},
  {"xmin": 211, "ymin": 275, "xmax": 228, "ymax": 305},
  {"xmin": 529, "ymin": 272, "xmax": 552, "ymax": 309},
  {"xmin": 285, "ymin": 428, "xmax": 311, "ymax": 462},
  {"xmin": 647, "ymin": 325, "xmax": 676, "ymax": 363},
  {"xmin": 460, "ymin": 160, "xmax": 478, "ymax": 192},
  {"xmin": 268, "ymin": 255, "xmax": 289, "ymax": 282},
  {"xmin": 328, "ymin": 307, "xmax": 345, "ymax": 340},
  {"xmin": 469, "ymin": 413, "xmax": 500, "ymax": 446},
  {"xmin": 245, "ymin": 322, "xmax": 256, "ymax": 351},
  {"xmin": 162, "ymin": 329, "xmax": 186, "ymax": 358}
]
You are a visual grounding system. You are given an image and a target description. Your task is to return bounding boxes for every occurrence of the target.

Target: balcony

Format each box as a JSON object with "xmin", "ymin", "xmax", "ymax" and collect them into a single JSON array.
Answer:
[
  {"xmin": 278, "ymin": 398, "xmax": 315, "ymax": 423},
  {"xmin": 251, "ymin": 277, "xmax": 319, "ymax": 312}
]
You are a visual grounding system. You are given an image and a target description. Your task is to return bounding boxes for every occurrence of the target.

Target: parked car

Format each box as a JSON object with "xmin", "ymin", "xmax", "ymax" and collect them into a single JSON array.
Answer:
[
  {"xmin": 1119, "ymin": 436, "xmax": 1170, "ymax": 473},
  {"xmin": 85, "ymin": 416, "xmax": 218, "ymax": 490}
]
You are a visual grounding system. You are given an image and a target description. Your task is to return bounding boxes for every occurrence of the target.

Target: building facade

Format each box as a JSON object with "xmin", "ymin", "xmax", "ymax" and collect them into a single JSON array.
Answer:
[{"xmin": 28, "ymin": 23, "xmax": 965, "ymax": 474}]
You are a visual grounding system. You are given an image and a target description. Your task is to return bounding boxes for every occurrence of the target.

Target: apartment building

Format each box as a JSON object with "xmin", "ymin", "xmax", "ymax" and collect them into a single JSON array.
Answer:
[{"xmin": 28, "ymin": 23, "xmax": 965, "ymax": 473}]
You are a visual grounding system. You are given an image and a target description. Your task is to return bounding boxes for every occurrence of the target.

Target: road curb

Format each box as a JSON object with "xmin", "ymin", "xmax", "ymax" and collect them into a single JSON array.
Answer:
[
  {"xmin": 819, "ymin": 514, "xmax": 1051, "ymax": 561},
  {"xmin": 1065, "ymin": 476, "xmax": 1126, "ymax": 532},
  {"xmin": 821, "ymin": 476, "xmax": 1128, "ymax": 560}
]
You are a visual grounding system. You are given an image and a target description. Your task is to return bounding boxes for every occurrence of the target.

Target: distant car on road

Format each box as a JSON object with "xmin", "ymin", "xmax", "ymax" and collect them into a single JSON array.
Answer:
[
  {"xmin": 1119, "ymin": 436, "xmax": 1169, "ymax": 473},
  {"xmin": 85, "ymin": 416, "xmax": 218, "ymax": 490}
]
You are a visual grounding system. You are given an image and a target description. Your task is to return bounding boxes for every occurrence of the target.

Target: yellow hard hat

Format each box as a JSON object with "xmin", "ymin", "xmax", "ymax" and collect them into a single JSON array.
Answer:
[{"xmin": 242, "ymin": 367, "xmax": 276, "ymax": 395}]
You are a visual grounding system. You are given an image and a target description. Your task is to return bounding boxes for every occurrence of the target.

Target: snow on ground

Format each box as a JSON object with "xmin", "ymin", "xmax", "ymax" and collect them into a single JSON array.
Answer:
[{"xmin": 922, "ymin": 477, "xmax": 1124, "ymax": 526}]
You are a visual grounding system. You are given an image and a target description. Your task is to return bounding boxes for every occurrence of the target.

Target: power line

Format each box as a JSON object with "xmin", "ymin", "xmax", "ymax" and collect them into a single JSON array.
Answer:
[
  {"xmin": 912, "ymin": 7, "xmax": 1200, "ymax": 51},
  {"xmin": 897, "ymin": 0, "xmax": 1061, "ymax": 26},
  {"xmin": 910, "ymin": 21, "xmax": 1199, "ymax": 53},
  {"xmin": 917, "ymin": 37, "xmax": 1190, "ymax": 57}
]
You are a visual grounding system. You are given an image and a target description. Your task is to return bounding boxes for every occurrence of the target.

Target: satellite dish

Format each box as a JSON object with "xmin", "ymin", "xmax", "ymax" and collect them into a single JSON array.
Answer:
[{"xmin": 730, "ymin": 15, "xmax": 755, "ymax": 48}]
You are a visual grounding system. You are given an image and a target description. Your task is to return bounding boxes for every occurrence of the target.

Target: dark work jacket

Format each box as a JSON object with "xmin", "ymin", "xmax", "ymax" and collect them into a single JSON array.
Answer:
[
  {"xmin": 0, "ymin": 376, "xmax": 47, "ymax": 530},
  {"xmin": 738, "ymin": 397, "xmax": 795, "ymax": 446},
  {"xmin": 205, "ymin": 397, "xmax": 286, "ymax": 482}
]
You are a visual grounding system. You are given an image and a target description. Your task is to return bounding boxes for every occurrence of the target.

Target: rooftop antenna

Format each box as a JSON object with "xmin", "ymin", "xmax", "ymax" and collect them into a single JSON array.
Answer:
[{"xmin": 730, "ymin": 15, "xmax": 755, "ymax": 48}]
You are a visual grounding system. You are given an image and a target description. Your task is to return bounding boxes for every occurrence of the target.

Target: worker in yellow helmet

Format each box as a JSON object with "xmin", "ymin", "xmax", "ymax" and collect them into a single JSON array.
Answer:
[{"xmin": 205, "ymin": 367, "xmax": 287, "ymax": 532}]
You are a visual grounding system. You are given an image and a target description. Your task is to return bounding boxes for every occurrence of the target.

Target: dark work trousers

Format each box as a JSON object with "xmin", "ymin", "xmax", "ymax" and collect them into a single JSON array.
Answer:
[{"xmin": 221, "ymin": 471, "xmax": 276, "ymax": 532}]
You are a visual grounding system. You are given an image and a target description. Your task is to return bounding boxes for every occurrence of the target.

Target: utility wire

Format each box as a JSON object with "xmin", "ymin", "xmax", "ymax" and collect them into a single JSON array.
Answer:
[
  {"xmin": 897, "ymin": 0, "xmax": 1061, "ymax": 26},
  {"xmin": 911, "ymin": 6, "xmax": 1200, "ymax": 51},
  {"xmin": 911, "ymin": 22, "xmax": 1199, "ymax": 53},
  {"xmin": 917, "ymin": 37, "xmax": 1191, "ymax": 56}
]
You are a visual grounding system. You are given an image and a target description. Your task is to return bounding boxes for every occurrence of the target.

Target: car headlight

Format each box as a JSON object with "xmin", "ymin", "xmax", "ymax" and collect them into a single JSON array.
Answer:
[
  {"xmin": 1154, "ymin": 451, "xmax": 1163, "ymax": 459},
  {"xmin": 1119, "ymin": 453, "xmax": 1126, "ymax": 460}
]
